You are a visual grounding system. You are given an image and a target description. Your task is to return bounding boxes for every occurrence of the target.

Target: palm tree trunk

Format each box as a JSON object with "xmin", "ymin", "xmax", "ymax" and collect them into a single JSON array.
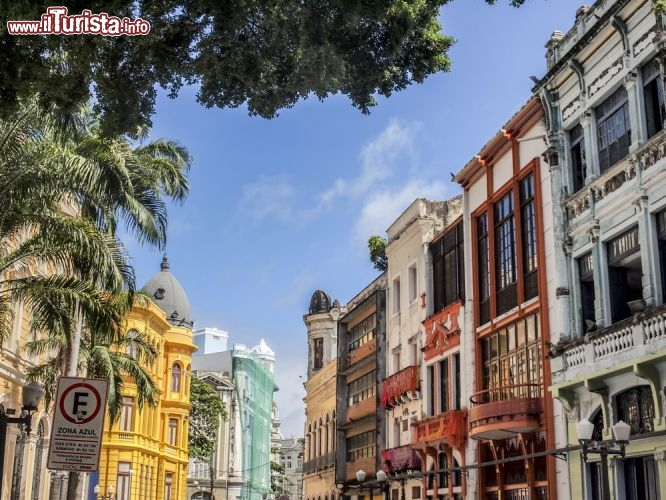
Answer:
[{"xmin": 66, "ymin": 302, "xmax": 84, "ymax": 500}]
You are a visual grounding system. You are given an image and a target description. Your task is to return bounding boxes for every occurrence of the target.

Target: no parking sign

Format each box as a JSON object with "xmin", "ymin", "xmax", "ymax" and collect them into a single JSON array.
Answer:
[{"xmin": 47, "ymin": 377, "xmax": 109, "ymax": 471}]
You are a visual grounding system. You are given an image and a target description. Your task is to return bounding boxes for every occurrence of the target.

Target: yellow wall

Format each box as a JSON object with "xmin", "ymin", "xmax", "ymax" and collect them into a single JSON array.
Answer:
[{"xmin": 97, "ymin": 299, "xmax": 196, "ymax": 500}]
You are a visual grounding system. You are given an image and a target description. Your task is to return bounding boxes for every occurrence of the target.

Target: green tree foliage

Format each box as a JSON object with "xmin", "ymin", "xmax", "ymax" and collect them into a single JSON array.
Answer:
[
  {"xmin": 368, "ymin": 235, "xmax": 388, "ymax": 273},
  {"xmin": 2, "ymin": 0, "xmax": 523, "ymax": 137},
  {"xmin": 189, "ymin": 377, "xmax": 228, "ymax": 460}
]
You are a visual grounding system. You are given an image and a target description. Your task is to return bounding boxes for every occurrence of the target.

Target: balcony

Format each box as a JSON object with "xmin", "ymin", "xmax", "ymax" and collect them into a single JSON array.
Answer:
[
  {"xmin": 412, "ymin": 409, "xmax": 467, "ymax": 450},
  {"xmin": 556, "ymin": 303, "xmax": 666, "ymax": 383},
  {"xmin": 380, "ymin": 365, "xmax": 420, "ymax": 409},
  {"xmin": 302, "ymin": 453, "xmax": 335, "ymax": 475},
  {"xmin": 469, "ymin": 384, "xmax": 542, "ymax": 440},
  {"xmin": 380, "ymin": 445, "xmax": 421, "ymax": 473},
  {"xmin": 422, "ymin": 302, "xmax": 461, "ymax": 362},
  {"xmin": 346, "ymin": 337, "xmax": 377, "ymax": 367}
]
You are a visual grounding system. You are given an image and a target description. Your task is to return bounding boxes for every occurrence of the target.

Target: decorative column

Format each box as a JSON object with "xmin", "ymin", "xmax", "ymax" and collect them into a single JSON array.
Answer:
[{"xmin": 624, "ymin": 71, "xmax": 642, "ymax": 152}]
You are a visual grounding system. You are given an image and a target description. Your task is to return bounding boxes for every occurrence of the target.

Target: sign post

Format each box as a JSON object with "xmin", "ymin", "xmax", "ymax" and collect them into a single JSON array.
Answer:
[{"xmin": 47, "ymin": 377, "xmax": 109, "ymax": 471}]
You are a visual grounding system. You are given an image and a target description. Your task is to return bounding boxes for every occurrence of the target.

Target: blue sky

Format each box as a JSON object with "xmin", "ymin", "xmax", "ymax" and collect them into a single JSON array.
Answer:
[{"xmin": 126, "ymin": 0, "xmax": 583, "ymax": 438}]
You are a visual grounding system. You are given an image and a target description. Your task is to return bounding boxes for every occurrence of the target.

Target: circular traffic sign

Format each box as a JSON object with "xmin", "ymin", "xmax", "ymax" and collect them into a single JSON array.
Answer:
[{"xmin": 58, "ymin": 382, "xmax": 103, "ymax": 424}]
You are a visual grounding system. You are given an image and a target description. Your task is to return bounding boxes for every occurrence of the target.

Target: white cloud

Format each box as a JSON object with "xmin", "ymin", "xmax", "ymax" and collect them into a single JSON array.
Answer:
[
  {"xmin": 239, "ymin": 175, "xmax": 295, "ymax": 221},
  {"xmin": 319, "ymin": 118, "xmax": 421, "ymax": 206},
  {"xmin": 353, "ymin": 179, "xmax": 450, "ymax": 243}
]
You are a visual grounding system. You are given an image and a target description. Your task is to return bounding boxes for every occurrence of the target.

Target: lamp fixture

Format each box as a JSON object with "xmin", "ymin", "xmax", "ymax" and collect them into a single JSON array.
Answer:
[{"xmin": 576, "ymin": 418, "xmax": 631, "ymax": 500}]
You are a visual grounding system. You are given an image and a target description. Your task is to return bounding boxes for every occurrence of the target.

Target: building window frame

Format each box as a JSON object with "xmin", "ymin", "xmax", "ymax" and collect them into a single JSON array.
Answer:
[
  {"xmin": 171, "ymin": 363, "xmax": 182, "ymax": 393},
  {"xmin": 346, "ymin": 430, "xmax": 376, "ymax": 461},
  {"xmin": 494, "ymin": 191, "xmax": 518, "ymax": 314},
  {"xmin": 596, "ymin": 85, "xmax": 631, "ymax": 173},
  {"xmin": 347, "ymin": 371, "xmax": 376, "ymax": 406},
  {"xmin": 569, "ymin": 123, "xmax": 587, "ymax": 192},
  {"xmin": 642, "ymin": 57, "xmax": 665, "ymax": 140}
]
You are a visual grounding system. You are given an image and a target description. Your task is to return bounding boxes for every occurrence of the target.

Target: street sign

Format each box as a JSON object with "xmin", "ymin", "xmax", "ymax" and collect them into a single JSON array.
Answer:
[{"xmin": 47, "ymin": 377, "xmax": 109, "ymax": 471}]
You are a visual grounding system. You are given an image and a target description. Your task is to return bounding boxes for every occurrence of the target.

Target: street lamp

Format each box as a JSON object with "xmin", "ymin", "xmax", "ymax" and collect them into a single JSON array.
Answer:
[
  {"xmin": 355, "ymin": 470, "xmax": 389, "ymax": 500},
  {"xmin": 0, "ymin": 381, "xmax": 44, "ymax": 495},
  {"xmin": 194, "ymin": 480, "xmax": 204, "ymax": 499},
  {"xmin": 93, "ymin": 484, "xmax": 116, "ymax": 500},
  {"xmin": 576, "ymin": 418, "xmax": 631, "ymax": 500},
  {"xmin": 376, "ymin": 470, "xmax": 389, "ymax": 500}
]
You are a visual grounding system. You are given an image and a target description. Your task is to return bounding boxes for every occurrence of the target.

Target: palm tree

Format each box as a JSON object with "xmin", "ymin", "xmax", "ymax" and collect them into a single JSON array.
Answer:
[
  {"xmin": 0, "ymin": 98, "xmax": 192, "ymax": 499},
  {"xmin": 26, "ymin": 294, "xmax": 159, "ymax": 423}
]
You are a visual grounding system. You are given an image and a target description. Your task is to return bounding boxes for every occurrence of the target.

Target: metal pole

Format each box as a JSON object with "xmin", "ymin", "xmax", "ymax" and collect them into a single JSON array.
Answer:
[
  {"xmin": 599, "ymin": 447, "xmax": 610, "ymax": 500},
  {"xmin": 0, "ymin": 414, "xmax": 7, "ymax": 498}
]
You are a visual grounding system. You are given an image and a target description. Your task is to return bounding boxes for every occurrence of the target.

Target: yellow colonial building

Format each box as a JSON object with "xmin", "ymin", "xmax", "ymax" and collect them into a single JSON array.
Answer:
[{"xmin": 95, "ymin": 255, "xmax": 197, "ymax": 500}]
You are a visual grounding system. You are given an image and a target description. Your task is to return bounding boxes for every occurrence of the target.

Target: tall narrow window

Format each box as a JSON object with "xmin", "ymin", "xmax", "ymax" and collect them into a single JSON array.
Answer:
[
  {"xmin": 126, "ymin": 329, "xmax": 139, "ymax": 359},
  {"xmin": 117, "ymin": 462, "xmax": 131, "ymax": 500},
  {"xmin": 427, "ymin": 365, "xmax": 435, "ymax": 417},
  {"xmin": 439, "ymin": 358, "xmax": 449, "ymax": 413},
  {"xmin": 453, "ymin": 353, "xmax": 461, "ymax": 410},
  {"xmin": 624, "ymin": 456, "xmax": 661, "ymax": 500},
  {"xmin": 444, "ymin": 223, "xmax": 465, "ymax": 307},
  {"xmin": 120, "ymin": 396, "xmax": 134, "ymax": 432},
  {"xmin": 606, "ymin": 227, "xmax": 642, "ymax": 323},
  {"xmin": 570, "ymin": 124, "xmax": 586, "ymax": 192},
  {"xmin": 477, "ymin": 214, "xmax": 491, "ymax": 324},
  {"xmin": 643, "ymin": 58, "xmax": 665, "ymax": 140},
  {"xmin": 165, "ymin": 473, "xmax": 173, "ymax": 500},
  {"xmin": 495, "ymin": 192, "xmax": 517, "ymax": 314},
  {"xmin": 520, "ymin": 174, "xmax": 538, "ymax": 300},
  {"xmin": 657, "ymin": 209, "xmax": 666, "ymax": 305},
  {"xmin": 171, "ymin": 363, "xmax": 181, "ymax": 392},
  {"xmin": 597, "ymin": 86, "xmax": 631, "ymax": 173},
  {"xmin": 578, "ymin": 253, "xmax": 596, "ymax": 331},
  {"xmin": 392, "ymin": 278, "xmax": 401, "ymax": 314},
  {"xmin": 408, "ymin": 265, "xmax": 418, "ymax": 303},
  {"xmin": 168, "ymin": 418, "xmax": 178, "ymax": 446},
  {"xmin": 313, "ymin": 337, "xmax": 324, "ymax": 371}
]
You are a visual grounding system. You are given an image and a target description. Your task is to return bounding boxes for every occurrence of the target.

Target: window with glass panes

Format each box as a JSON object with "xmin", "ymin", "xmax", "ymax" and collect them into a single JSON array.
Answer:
[
  {"xmin": 119, "ymin": 396, "xmax": 134, "ymax": 432},
  {"xmin": 431, "ymin": 223, "xmax": 465, "ymax": 312},
  {"xmin": 313, "ymin": 337, "xmax": 324, "ymax": 371},
  {"xmin": 616, "ymin": 386, "xmax": 655, "ymax": 435},
  {"xmin": 520, "ymin": 174, "xmax": 538, "ymax": 300},
  {"xmin": 477, "ymin": 213, "xmax": 491, "ymax": 324},
  {"xmin": 642, "ymin": 58, "xmax": 665, "ymax": 140},
  {"xmin": 495, "ymin": 192, "xmax": 517, "ymax": 314},
  {"xmin": 569, "ymin": 123, "xmax": 586, "ymax": 192},
  {"xmin": 348, "ymin": 314, "xmax": 376, "ymax": 351},
  {"xmin": 597, "ymin": 85, "xmax": 631, "ymax": 173},
  {"xmin": 347, "ymin": 371, "xmax": 376, "ymax": 405},
  {"xmin": 346, "ymin": 430, "xmax": 376, "ymax": 461},
  {"xmin": 578, "ymin": 252, "xmax": 595, "ymax": 329},
  {"xmin": 481, "ymin": 314, "xmax": 542, "ymax": 402}
]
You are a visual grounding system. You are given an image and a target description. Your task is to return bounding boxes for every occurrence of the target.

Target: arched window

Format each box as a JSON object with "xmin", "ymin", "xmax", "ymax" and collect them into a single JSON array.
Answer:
[
  {"xmin": 31, "ymin": 420, "xmax": 45, "ymax": 500},
  {"xmin": 126, "ymin": 329, "xmax": 139, "ymax": 359},
  {"xmin": 171, "ymin": 363, "xmax": 182, "ymax": 392},
  {"xmin": 616, "ymin": 386, "xmax": 655, "ymax": 435}
]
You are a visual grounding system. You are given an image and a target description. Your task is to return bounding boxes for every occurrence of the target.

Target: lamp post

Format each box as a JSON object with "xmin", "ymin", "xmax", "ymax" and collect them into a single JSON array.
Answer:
[
  {"xmin": 355, "ymin": 470, "xmax": 389, "ymax": 500},
  {"xmin": 93, "ymin": 484, "xmax": 115, "ymax": 500},
  {"xmin": 576, "ymin": 418, "xmax": 631, "ymax": 500},
  {"xmin": 194, "ymin": 480, "xmax": 203, "ymax": 499},
  {"xmin": 375, "ymin": 470, "xmax": 388, "ymax": 500},
  {"xmin": 0, "ymin": 381, "xmax": 44, "ymax": 496}
]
